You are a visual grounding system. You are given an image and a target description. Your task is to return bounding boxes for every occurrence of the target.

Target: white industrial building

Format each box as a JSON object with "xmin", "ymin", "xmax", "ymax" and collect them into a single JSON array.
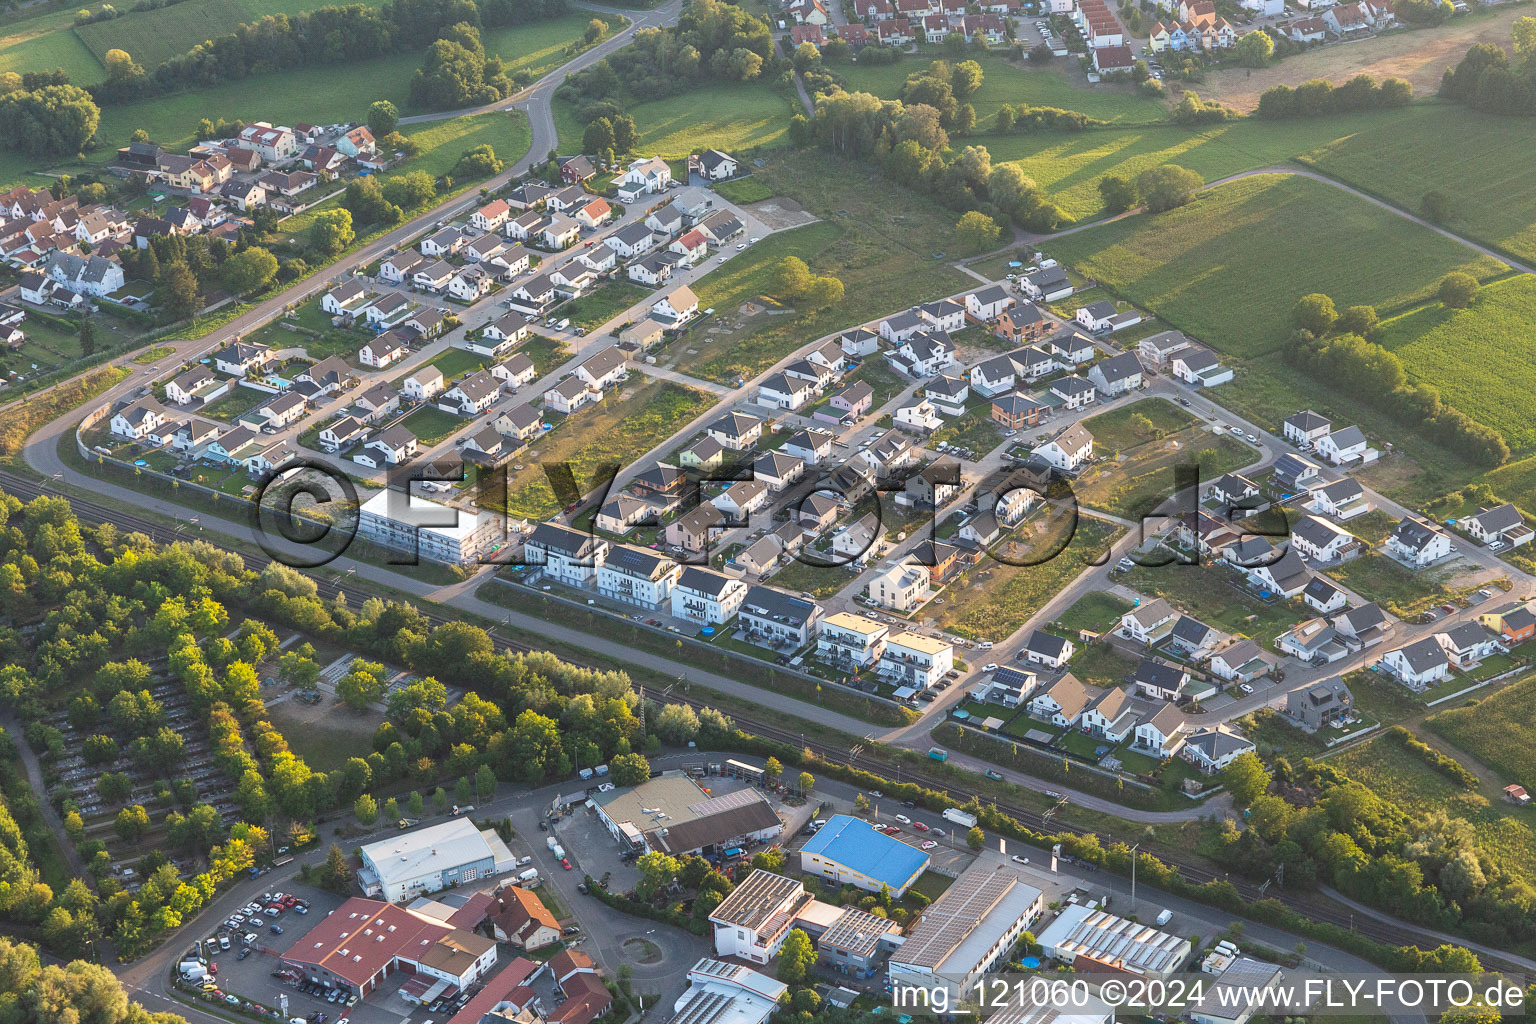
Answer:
[
  {"xmin": 667, "ymin": 959, "xmax": 786, "ymax": 1024},
  {"xmin": 1035, "ymin": 903, "xmax": 1192, "ymax": 980},
  {"xmin": 358, "ymin": 818, "xmax": 518, "ymax": 902},
  {"xmin": 887, "ymin": 866, "xmax": 1044, "ymax": 1000}
]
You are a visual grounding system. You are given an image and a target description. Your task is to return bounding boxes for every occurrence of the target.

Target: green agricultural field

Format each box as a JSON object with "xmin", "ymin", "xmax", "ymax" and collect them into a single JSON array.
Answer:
[
  {"xmin": 0, "ymin": 5, "xmax": 100, "ymax": 81},
  {"xmin": 1428, "ymin": 673, "xmax": 1536, "ymax": 798},
  {"xmin": 978, "ymin": 107, "xmax": 1423, "ymax": 223},
  {"xmin": 502, "ymin": 381, "xmax": 712, "ymax": 519},
  {"xmin": 1375, "ymin": 276, "xmax": 1536, "ymax": 453},
  {"xmin": 1333, "ymin": 726, "xmax": 1536, "ymax": 881},
  {"xmin": 1048, "ymin": 173, "xmax": 1508, "ymax": 360},
  {"xmin": 484, "ymin": 14, "xmax": 624, "ymax": 81},
  {"xmin": 682, "ymin": 152, "xmax": 971, "ymax": 384},
  {"xmin": 73, "ymin": 0, "xmax": 380, "ymax": 71},
  {"xmin": 554, "ymin": 80, "xmax": 797, "ymax": 158},
  {"xmin": 1297, "ymin": 104, "xmax": 1536, "ymax": 267},
  {"xmin": 836, "ymin": 54, "xmax": 1166, "ymax": 126}
]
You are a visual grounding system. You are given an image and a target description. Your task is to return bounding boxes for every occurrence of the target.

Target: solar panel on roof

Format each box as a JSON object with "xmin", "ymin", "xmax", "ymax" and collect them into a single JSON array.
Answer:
[{"xmin": 993, "ymin": 666, "xmax": 1033, "ymax": 688}]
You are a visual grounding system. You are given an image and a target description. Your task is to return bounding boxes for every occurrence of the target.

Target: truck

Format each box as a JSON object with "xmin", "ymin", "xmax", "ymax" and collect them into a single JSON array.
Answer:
[
  {"xmin": 180, "ymin": 963, "xmax": 208, "ymax": 982},
  {"xmin": 551, "ymin": 843, "xmax": 566, "ymax": 860},
  {"xmin": 1155, "ymin": 909, "xmax": 1173, "ymax": 926},
  {"xmin": 594, "ymin": 763, "xmax": 609, "ymax": 776},
  {"xmin": 942, "ymin": 808, "xmax": 978, "ymax": 829},
  {"xmin": 927, "ymin": 747, "xmax": 948, "ymax": 762},
  {"xmin": 578, "ymin": 768, "xmax": 594, "ymax": 780},
  {"xmin": 546, "ymin": 836, "xmax": 560, "ymax": 852}
]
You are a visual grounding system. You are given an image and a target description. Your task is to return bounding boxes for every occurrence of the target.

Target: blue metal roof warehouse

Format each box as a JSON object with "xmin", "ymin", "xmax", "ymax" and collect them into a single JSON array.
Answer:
[{"xmin": 798, "ymin": 814, "xmax": 930, "ymax": 896}]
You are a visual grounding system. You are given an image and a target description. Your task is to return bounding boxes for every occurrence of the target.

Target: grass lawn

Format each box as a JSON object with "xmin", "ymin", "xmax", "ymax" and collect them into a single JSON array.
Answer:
[
  {"xmin": 1120, "ymin": 561, "xmax": 1302, "ymax": 640},
  {"xmin": 400, "ymin": 405, "xmax": 468, "ymax": 446},
  {"xmin": 554, "ymin": 79, "xmax": 797, "ymax": 158},
  {"xmin": 835, "ymin": 52, "xmax": 1166, "ymax": 126},
  {"xmin": 1048, "ymin": 173, "xmax": 1509, "ymax": 361},
  {"xmin": 930, "ymin": 515, "xmax": 1121, "ymax": 641},
  {"xmin": 1068, "ymin": 640, "xmax": 1136, "ymax": 690},
  {"xmin": 979, "ymin": 107, "xmax": 1428, "ymax": 224},
  {"xmin": 930, "ymin": 407, "xmax": 1004, "ymax": 452},
  {"xmin": 1428, "ymin": 672, "xmax": 1536, "ymax": 799},
  {"xmin": 1051, "ymin": 591, "xmax": 1132, "ymax": 635},
  {"xmin": 712, "ymin": 177, "xmax": 774, "ymax": 204},
  {"xmin": 417, "ymin": 347, "xmax": 488, "ymax": 383},
  {"xmin": 197, "ymin": 384, "xmax": 267, "ymax": 421},
  {"xmin": 1323, "ymin": 553, "xmax": 1481, "ymax": 620},
  {"xmin": 1083, "ymin": 397, "xmax": 1197, "ymax": 451},
  {"xmin": 1297, "ymin": 103, "xmax": 1536, "ymax": 266},
  {"xmin": 843, "ymin": 356, "xmax": 907, "ymax": 407},
  {"xmin": 558, "ymin": 281, "xmax": 650, "ymax": 332},
  {"xmin": 1331, "ymin": 727, "xmax": 1536, "ymax": 881},
  {"xmin": 501, "ymin": 381, "xmax": 712, "ymax": 519},
  {"xmin": 521, "ymin": 334, "xmax": 571, "ymax": 376},
  {"xmin": 682, "ymin": 152, "xmax": 971, "ymax": 384},
  {"xmin": 1073, "ymin": 424, "xmax": 1254, "ymax": 520},
  {"xmin": 247, "ymin": 296, "xmax": 364, "ymax": 361},
  {"xmin": 908, "ymin": 870, "xmax": 954, "ymax": 903},
  {"xmin": 768, "ymin": 555, "xmax": 856, "ymax": 599},
  {"xmin": 1374, "ymin": 276, "xmax": 1536, "ymax": 453},
  {"xmin": 0, "ymin": 4, "xmax": 99, "ymax": 82}
]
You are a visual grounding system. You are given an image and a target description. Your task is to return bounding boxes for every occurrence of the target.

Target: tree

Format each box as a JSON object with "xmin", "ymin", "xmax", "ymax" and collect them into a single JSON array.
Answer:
[
  {"xmin": 475, "ymin": 764, "xmax": 497, "ymax": 801},
  {"xmin": 609, "ymin": 752, "xmax": 651, "ymax": 787},
  {"xmin": 1336, "ymin": 304, "xmax": 1378, "ymax": 336},
  {"xmin": 1135, "ymin": 164, "xmax": 1202, "ymax": 213},
  {"xmin": 804, "ymin": 275, "xmax": 844, "ymax": 308},
  {"xmin": 953, "ymin": 102, "xmax": 975, "ymax": 135},
  {"xmin": 0, "ymin": 84, "xmax": 100, "ymax": 156},
  {"xmin": 1438, "ymin": 271, "xmax": 1479, "ymax": 308},
  {"xmin": 1233, "ymin": 30, "xmax": 1274, "ymax": 68},
  {"xmin": 367, "ymin": 100, "xmax": 399, "ymax": 139},
  {"xmin": 221, "ymin": 246, "xmax": 278, "ymax": 296},
  {"xmin": 854, "ymin": 793, "xmax": 870, "ymax": 812},
  {"xmin": 1220, "ymin": 752, "xmax": 1272, "ymax": 806},
  {"xmin": 583, "ymin": 117, "xmax": 616, "ymax": 155},
  {"xmin": 1292, "ymin": 293, "xmax": 1338, "ymax": 334},
  {"xmin": 1513, "ymin": 15, "xmax": 1536, "ymax": 57},
  {"xmin": 383, "ymin": 796, "xmax": 399, "ymax": 822},
  {"xmin": 777, "ymin": 928, "xmax": 816, "ymax": 983},
  {"xmin": 1097, "ymin": 174, "xmax": 1137, "ymax": 214},
  {"xmin": 354, "ymin": 793, "xmax": 378, "ymax": 824},
  {"xmin": 771, "ymin": 256, "xmax": 813, "ymax": 299},
  {"xmin": 433, "ymin": 786, "xmax": 448, "ymax": 812},
  {"xmin": 1421, "ymin": 189, "xmax": 1453, "ymax": 224},
  {"xmin": 764, "ymin": 757, "xmax": 783, "ymax": 782},
  {"xmin": 381, "ymin": 171, "xmax": 436, "ymax": 210},
  {"xmin": 455, "ymin": 776, "xmax": 473, "ymax": 804},
  {"xmin": 77, "ymin": 313, "xmax": 94, "ymax": 357},
  {"xmin": 318, "ymin": 843, "xmax": 351, "ymax": 893},
  {"xmin": 310, "ymin": 209, "xmax": 355, "ymax": 256},
  {"xmin": 451, "ymin": 143, "xmax": 503, "ymax": 180},
  {"xmin": 586, "ymin": 17, "xmax": 610, "ymax": 43},
  {"xmin": 408, "ymin": 790, "xmax": 424, "ymax": 815},
  {"xmin": 337, "ymin": 661, "xmax": 386, "ymax": 708},
  {"xmin": 654, "ymin": 703, "xmax": 699, "ymax": 744},
  {"xmin": 636, "ymin": 850, "xmax": 680, "ymax": 899},
  {"xmin": 953, "ymin": 210, "xmax": 1002, "ymax": 255},
  {"xmin": 159, "ymin": 260, "xmax": 201, "ymax": 322},
  {"xmin": 966, "ymin": 825, "xmax": 985, "ymax": 850},
  {"xmin": 796, "ymin": 771, "xmax": 815, "ymax": 795},
  {"xmin": 343, "ymin": 176, "xmax": 401, "ymax": 226},
  {"xmin": 950, "ymin": 59, "xmax": 983, "ymax": 99},
  {"xmin": 115, "ymin": 804, "xmax": 150, "ymax": 841}
]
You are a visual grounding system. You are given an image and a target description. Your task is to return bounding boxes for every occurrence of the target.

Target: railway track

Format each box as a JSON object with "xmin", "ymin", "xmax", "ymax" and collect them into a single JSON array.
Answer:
[{"xmin": 2, "ymin": 470, "xmax": 1517, "ymax": 972}]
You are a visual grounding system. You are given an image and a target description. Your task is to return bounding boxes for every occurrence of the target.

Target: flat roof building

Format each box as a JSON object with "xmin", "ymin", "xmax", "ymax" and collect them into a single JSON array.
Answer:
[
  {"xmin": 357, "ymin": 487, "xmax": 501, "ymax": 566},
  {"xmin": 669, "ymin": 960, "xmax": 787, "ymax": 1024},
  {"xmin": 798, "ymin": 814, "xmax": 929, "ymax": 896},
  {"xmin": 593, "ymin": 772, "xmax": 782, "ymax": 857},
  {"xmin": 1035, "ymin": 903, "xmax": 1192, "ymax": 980},
  {"xmin": 709, "ymin": 869, "xmax": 814, "ymax": 964},
  {"xmin": 887, "ymin": 866, "xmax": 1044, "ymax": 1000},
  {"xmin": 358, "ymin": 818, "xmax": 518, "ymax": 903}
]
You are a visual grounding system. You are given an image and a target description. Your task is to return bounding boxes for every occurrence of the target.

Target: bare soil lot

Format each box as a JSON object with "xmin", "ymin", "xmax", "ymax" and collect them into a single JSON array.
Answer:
[{"xmin": 1198, "ymin": 8, "xmax": 1529, "ymax": 111}]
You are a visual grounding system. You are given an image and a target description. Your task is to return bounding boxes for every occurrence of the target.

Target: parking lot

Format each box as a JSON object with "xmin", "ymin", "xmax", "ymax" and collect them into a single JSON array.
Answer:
[{"xmin": 193, "ymin": 886, "xmax": 418, "ymax": 1024}]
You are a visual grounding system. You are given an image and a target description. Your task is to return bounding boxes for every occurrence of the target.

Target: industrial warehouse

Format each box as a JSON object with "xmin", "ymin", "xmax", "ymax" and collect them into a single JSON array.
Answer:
[{"xmin": 592, "ymin": 772, "xmax": 783, "ymax": 856}]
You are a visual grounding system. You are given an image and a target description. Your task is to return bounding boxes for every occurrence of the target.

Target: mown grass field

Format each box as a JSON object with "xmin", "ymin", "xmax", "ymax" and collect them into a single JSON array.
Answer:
[
  {"xmin": 1082, "ymin": 396, "xmax": 1196, "ymax": 452},
  {"xmin": 683, "ymin": 152, "xmax": 971, "ymax": 384},
  {"xmin": 1296, "ymin": 103, "xmax": 1536, "ymax": 266},
  {"xmin": 1375, "ymin": 275, "xmax": 1536, "ymax": 453},
  {"xmin": 930, "ymin": 515, "xmax": 1120, "ymax": 641},
  {"xmin": 1428, "ymin": 673, "xmax": 1536, "ymax": 799},
  {"xmin": 554, "ymin": 79, "xmax": 797, "ymax": 159},
  {"xmin": 977, "ymin": 109, "xmax": 1416, "ymax": 223},
  {"xmin": 0, "ymin": 4, "xmax": 100, "ymax": 81},
  {"xmin": 836, "ymin": 53, "xmax": 1166, "ymax": 126},
  {"xmin": 1047, "ymin": 173, "xmax": 1508, "ymax": 360},
  {"xmin": 1330, "ymin": 729, "xmax": 1536, "ymax": 881},
  {"xmin": 73, "ymin": 0, "xmax": 377, "ymax": 70},
  {"xmin": 502, "ymin": 381, "xmax": 712, "ymax": 519},
  {"xmin": 1052, "ymin": 590, "xmax": 1132, "ymax": 634}
]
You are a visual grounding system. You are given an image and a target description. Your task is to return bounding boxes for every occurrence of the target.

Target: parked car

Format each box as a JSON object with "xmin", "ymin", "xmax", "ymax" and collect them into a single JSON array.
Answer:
[
  {"xmin": 921, "ymin": 840, "xmax": 938, "ymax": 850},
  {"xmin": 894, "ymin": 814, "xmax": 912, "ymax": 824}
]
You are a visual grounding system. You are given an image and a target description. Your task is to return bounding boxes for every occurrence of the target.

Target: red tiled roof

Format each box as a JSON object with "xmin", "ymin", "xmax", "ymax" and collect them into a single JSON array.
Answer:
[
  {"xmin": 442, "ymin": 958, "xmax": 540, "ymax": 1024},
  {"xmin": 550, "ymin": 972, "xmax": 612, "ymax": 1024}
]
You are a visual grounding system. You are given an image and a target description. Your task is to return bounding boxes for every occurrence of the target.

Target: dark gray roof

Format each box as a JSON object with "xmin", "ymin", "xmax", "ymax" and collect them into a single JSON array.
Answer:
[
  {"xmin": 1394, "ymin": 636, "xmax": 1450, "ymax": 673},
  {"xmin": 1285, "ymin": 409, "xmax": 1331, "ymax": 432},
  {"xmin": 678, "ymin": 566, "xmax": 735, "ymax": 597},
  {"xmin": 1133, "ymin": 659, "xmax": 1187, "ymax": 691},
  {"xmin": 741, "ymin": 585, "xmax": 817, "ymax": 627},
  {"xmin": 1025, "ymin": 630, "xmax": 1070, "ymax": 659}
]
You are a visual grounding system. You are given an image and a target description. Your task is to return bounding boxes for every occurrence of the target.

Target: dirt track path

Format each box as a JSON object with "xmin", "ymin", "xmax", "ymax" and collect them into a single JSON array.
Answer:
[{"xmin": 1197, "ymin": 7, "xmax": 1528, "ymax": 111}]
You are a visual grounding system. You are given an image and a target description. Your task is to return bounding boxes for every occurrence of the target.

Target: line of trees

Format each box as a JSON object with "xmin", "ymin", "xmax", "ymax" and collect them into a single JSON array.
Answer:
[
  {"xmin": 1257, "ymin": 72, "xmax": 1412, "ymax": 119},
  {"xmin": 1285, "ymin": 290, "xmax": 1509, "ymax": 466}
]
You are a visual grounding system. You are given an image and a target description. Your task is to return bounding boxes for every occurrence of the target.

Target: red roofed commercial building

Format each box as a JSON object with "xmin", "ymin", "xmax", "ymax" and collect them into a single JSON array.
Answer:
[
  {"xmin": 443, "ymin": 957, "xmax": 541, "ymax": 1024},
  {"xmin": 281, "ymin": 897, "xmax": 499, "ymax": 999}
]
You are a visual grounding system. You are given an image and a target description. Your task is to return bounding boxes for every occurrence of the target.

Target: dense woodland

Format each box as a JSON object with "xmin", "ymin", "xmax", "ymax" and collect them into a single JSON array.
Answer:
[{"xmin": 1441, "ymin": 20, "xmax": 1536, "ymax": 116}]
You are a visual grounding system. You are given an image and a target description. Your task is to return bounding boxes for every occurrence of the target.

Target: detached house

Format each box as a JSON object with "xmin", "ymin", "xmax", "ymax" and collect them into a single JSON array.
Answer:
[
  {"xmin": 1385, "ymin": 515, "xmax": 1452, "ymax": 568},
  {"xmin": 1461, "ymin": 504, "xmax": 1534, "ymax": 549},
  {"xmin": 1034, "ymin": 422, "xmax": 1094, "ymax": 472},
  {"xmin": 1086, "ymin": 352, "xmax": 1144, "ymax": 397},
  {"xmin": 1376, "ymin": 636, "xmax": 1452, "ymax": 690}
]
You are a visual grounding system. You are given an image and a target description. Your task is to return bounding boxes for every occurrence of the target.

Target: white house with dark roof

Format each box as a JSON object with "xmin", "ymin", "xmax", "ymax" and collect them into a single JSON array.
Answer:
[
  {"xmin": 1207, "ymin": 639, "xmax": 1270, "ymax": 682},
  {"xmin": 1086, "ymin": 352, "xmax": 1144, "ymax": 397},
  {"xmin": 1022, "ymin": 630, "xmax": 1074, "ymax": 669},
  {"xmin": 672, "ymin": 566, "xmax": 748, "ymax": 625},
  {"xmin": 1131, "ymin": 660, "xmax": 1188, "ymax": 701},
  {"xmin": 1180, "ymin": 725, "xmax": 1255, "ymax": 773},
  {"xmin": 1302, "ymin": 576, "xmax": 1348, "ymax": 615},
  {"xmin": 1461, "ymin": 503, "xmax": 1533, "ymax": 549},
  {"xmin": 1307, "ymin": 477, "xmax": 1371, "ymax": 521},
  {"xmin": 525, "ymin": 522, "xmax": 609, "ymax": 586},
  {"xmin": 783, "ymin": 427, "xmax": 834, "ymax": 465},
  {"xmin": 1375, "ymin": 636, "xmax": 1452, "ymax": 690},
  {"xmin": 1019, "ymin": 265, "xmax": 1072, "ymax": 301},
  {"xmin": 840, "ymin": 327, "xmax": 880, "ymax": 357},
  {"xmin": 443, "ymin": 371, "xmax": 501, "ymax": 416},
  {"xmin": 757, "ymin": 372, "xmax": 814, "ymax": 411},
  {"xmin": 1034, "ymin": 423, "xmax": 1094, "ymax": 472},
  {"xmin": 754, "ymin": 452, "xmax": 806, "ymax": 492},
  {"xmin": 1385, "ymin": 516, "xmax": 1452, "ymax": 568},
  {"xmin": 1315, "ymin": 425, "xmax": 1374, "ymax": 466},
  {"xmin": 965, "ymin": 284, "xmax": 1015, "ymax": 321},
  {"xmin": 1119, "ymin": 598, "xmax": 1175, "ymax": 645},
  {"xmin": 707, "ymin": 411, "xmax": 763, "ymax": 451},
  {"xmin": 1049, "ymin": 375, "xmax": 1097, "ymax": 411},
  {"xmin": 1170, "ymin": 345, "xmax": 1232, "ymax": 387},
  {"xmin": 1282, "ymin": 409, "xmax": 1331, "ymax": 447},
  {"xmin": 1290, "ymin": 514, "xmax": 1356, "ymax": 564},
  {"xmin": 597, "ymin": 544, "xmax": 682, "ymax": 610},
  {"xmin": 544, "ymin": 375, "xmax": 601, "ymax": 415}
]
